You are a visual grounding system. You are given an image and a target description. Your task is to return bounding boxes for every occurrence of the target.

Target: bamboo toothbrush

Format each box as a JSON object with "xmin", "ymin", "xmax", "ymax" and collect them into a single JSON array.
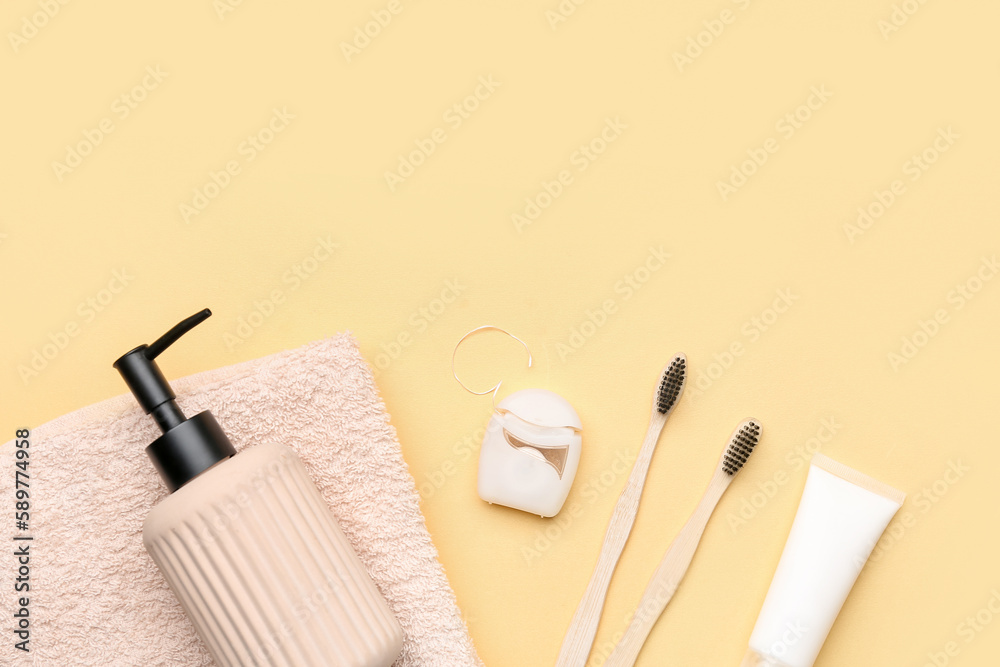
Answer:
[
  {"xmin": 604, "ymin": 419, "xmax": 762, "ymax": 667},
  {"xmin": 555, "ymin": 355, "xmax": 687, "ymax": 667}
]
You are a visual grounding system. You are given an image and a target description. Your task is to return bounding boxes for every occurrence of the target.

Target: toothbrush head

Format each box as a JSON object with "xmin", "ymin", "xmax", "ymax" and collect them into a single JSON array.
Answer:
[
  {"xmin": 655, "ymin": 354, "xmax": 687, "ymax": 415},
  {"xmin": 722, "ymin": 419, "xmax": 761, "ymax": 476}
]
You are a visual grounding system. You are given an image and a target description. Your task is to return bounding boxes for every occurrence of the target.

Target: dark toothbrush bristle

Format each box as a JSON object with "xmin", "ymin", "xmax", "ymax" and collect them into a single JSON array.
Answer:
[
  {"xmin": 656, "ymin": 356, "xmax": 686, "ymax": 414},
  {"xmin": 723, "ymin": 422, "xmax": 761, "ymax": 476}
]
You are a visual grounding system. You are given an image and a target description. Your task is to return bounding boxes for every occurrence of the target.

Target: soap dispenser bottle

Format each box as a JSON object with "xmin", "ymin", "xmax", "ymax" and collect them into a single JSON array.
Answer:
[{"xmin": 114, "ymin": 308, "xmax": 403, "ymax": 667}]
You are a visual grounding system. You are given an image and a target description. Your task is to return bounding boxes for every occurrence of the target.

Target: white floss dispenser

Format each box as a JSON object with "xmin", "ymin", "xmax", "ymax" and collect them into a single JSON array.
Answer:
[
  {"xmin": 453, "ymin": 327, "xmax": 582, "ymax": 517},
  {"xmin": 478, "ymin": 388, "xmax": 582, "ymax": 517}
]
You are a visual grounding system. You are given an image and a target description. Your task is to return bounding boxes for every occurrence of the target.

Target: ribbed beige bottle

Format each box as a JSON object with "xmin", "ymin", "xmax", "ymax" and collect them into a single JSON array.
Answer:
[{"xmin": 143, "ymin": 442, "xmax": 404, "ymax": 667}]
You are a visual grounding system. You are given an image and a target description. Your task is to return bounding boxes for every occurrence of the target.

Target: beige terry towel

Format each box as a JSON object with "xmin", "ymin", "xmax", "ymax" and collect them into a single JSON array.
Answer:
[{"xmin": 0, "ymin": 333, "xmax": 483, "ymax": 667}]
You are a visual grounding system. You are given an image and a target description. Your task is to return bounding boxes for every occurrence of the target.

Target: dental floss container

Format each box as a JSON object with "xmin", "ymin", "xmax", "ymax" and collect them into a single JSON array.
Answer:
[
  {"xmin": 477, "ymin": 388, "xmax": 582, "ymax": 517},
  {"xmin": 453, "ymin": 326, "xmax": 583, "ymax": 517}
]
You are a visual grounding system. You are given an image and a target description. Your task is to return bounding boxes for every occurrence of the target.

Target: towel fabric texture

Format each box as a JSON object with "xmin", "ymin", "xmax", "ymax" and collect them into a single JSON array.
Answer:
[{"xmin": 0, "ymin": 333, "xmax": 483, "ymax": 666}]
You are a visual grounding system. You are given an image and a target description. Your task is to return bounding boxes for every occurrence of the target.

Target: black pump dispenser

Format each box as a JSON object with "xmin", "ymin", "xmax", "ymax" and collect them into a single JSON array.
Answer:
[{"xmin": 114, "ymin": 308, "xmax": 236, "ymax": 492}]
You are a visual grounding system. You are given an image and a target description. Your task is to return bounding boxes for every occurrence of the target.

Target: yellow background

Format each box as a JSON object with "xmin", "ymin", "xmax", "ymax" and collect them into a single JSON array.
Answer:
[{"xmin": 3, "ymin": 0, "xmax": 999, "ymax": 665}]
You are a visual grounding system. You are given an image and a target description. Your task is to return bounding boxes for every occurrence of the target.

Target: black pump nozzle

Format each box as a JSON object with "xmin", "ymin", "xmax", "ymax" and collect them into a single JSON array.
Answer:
[
  {"xmin": 114, "ymin": 308, "xmax": 235, "ymax": 492},
  {"xmin": 114, "ymin": 308, "xmax": 212, "ymax": 432},
  {"xmin": 146, "ymin": 308, "xmax": 213, "ymax": 359}
]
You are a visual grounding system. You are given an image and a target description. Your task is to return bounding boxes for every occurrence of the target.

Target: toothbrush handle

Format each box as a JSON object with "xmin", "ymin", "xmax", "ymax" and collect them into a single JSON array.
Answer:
[
  {"xmin": 555, "ymin": 418, "xmax": 665, "ymax": 667},
  {"xmin": 605, "ymin": 472, "xmax": 730, "ymax": 667}
]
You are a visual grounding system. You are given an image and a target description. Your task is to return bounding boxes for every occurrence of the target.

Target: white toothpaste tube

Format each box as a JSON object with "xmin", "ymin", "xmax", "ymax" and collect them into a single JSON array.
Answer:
[{"xmin": 741, "ymin": 453, "xmax": 905, "ymax": 667}]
